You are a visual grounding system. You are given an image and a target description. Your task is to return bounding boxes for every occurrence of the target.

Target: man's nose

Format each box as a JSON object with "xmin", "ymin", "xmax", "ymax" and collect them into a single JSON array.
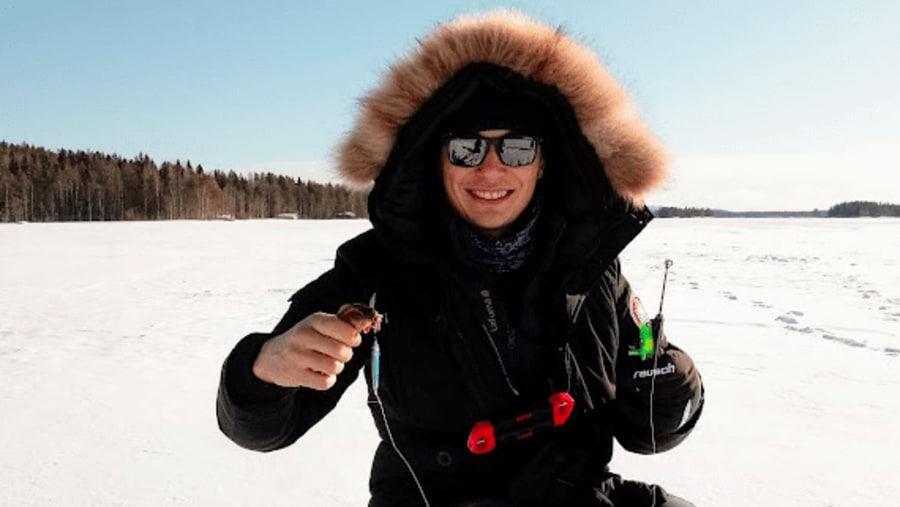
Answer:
[{"xmin": 476, "ymin": 146, "xmax": 506, "ymax": 171}]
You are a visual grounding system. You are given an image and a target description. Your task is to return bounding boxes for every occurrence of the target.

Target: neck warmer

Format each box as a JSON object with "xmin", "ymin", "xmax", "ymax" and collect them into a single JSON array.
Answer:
[{"xmin": 460, "ymin": 195, "xmax": 543, "ymax": 273}]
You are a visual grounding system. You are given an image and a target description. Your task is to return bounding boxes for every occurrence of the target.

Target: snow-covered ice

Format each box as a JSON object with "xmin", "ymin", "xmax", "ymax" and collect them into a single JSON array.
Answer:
[{"xmin": 1, "ymin": 218, "xmax": 898, "ymax": 506}]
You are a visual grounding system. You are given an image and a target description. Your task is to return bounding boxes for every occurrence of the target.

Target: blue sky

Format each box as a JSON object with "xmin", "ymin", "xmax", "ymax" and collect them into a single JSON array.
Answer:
[{"xmin": 2, "ymin": 1, "xmax": 898, "ymax": 210}]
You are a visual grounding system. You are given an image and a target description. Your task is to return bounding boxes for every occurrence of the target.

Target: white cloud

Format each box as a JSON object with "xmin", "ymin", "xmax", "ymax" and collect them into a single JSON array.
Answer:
[{"xmin": 653, "ymin": 142, "xmax": 900, "ymax": 211}]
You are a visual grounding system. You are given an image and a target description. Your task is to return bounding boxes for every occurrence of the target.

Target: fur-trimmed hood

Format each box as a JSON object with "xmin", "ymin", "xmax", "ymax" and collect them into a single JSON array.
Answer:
[{"xmin": 336, "ymin": 10, "xmax": 668, "ymax": 205}]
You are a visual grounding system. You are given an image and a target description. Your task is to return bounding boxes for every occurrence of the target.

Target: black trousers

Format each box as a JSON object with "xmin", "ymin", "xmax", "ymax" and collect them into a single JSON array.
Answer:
[
  {"xmin": 452, "ymin": 491, "xmax": 696, "ymax": 507},
  {"xmin": 453, "ymin": 501, "xmax": 693, "ymax": 507}
]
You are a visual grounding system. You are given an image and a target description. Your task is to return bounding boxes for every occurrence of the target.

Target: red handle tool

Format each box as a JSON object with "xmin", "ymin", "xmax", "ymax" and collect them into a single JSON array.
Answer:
[{"xmin": 467, "ymin": 392, "xmax": 575, "ymax": 455}]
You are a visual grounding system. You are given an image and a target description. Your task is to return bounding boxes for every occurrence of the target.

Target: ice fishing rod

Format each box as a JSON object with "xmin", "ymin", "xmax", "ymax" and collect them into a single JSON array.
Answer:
[
  {"xmin": 629, "ymin": 259, "xmax": 673, "ymax": 361},
  {"xmin": 658, "ymin": 259, "xmax": 673, "ymax": 316}
]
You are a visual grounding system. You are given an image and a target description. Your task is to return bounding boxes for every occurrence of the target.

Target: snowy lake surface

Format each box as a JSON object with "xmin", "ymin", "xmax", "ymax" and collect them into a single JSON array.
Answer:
[{"xmin": 1, "ymin": 218, "xmax": 898, "ymax": 506}]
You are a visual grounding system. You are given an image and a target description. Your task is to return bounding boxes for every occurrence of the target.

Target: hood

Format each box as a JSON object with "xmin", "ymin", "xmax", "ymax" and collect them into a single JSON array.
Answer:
[{"xmin": 335, "ymin": 10, "xmax": 668, "ymax": 206}]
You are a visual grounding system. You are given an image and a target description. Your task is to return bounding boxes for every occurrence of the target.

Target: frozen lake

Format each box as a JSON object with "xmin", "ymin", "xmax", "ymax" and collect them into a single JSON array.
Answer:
[{"xmin": 1, "ymin": 218, "xmax": 898, "ymax": 506}]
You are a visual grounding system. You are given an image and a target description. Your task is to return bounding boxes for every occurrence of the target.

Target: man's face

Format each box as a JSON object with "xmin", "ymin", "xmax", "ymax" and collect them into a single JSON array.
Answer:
[{"xmin": 441, "ymin": 129, "xmax": 543, "ymax": 239}]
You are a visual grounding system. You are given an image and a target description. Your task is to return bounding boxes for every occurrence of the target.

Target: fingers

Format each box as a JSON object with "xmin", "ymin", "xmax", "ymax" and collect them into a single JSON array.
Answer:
[
  {"xmin": 302, "ymin": 350, "xmax": 346, "ymax": 376},
  {"xmin": 294, "ymin": 350, "xmax": 346, "ymax": 391},
  {"xmin": 254, "ymin": 307, "xmax": 378, "ymax": 391},
  {"xmin": 306, "ymin": 312, "xmax": 364, "ymax": 347},
  {"xmin": 304, "ymin": 331, "xmax": 354, "ymax": 363},
  {"xmin": 254, "ymin": 330, "xmax": 348, "ymax": 390},
  {"xmin": 293, "ymin": 368, "xmax": 338, "ymax": 391}
]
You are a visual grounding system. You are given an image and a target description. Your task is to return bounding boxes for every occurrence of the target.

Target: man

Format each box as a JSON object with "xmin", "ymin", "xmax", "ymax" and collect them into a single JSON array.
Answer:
[{"xmin": 218, "ymin": 11, "xmax": 704, "ymax": 506}]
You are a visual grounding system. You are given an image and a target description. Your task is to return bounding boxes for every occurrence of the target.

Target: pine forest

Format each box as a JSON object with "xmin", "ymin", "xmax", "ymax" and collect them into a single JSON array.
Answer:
[{"xmin": 0, "ymin": 142, "xmax": 368, "ymax": 223}]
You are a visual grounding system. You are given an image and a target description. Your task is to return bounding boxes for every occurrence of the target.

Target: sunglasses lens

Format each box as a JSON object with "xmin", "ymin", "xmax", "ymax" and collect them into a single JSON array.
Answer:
[
  {"xmin": 446, "ymin": 136, "xmax": 539, "ymax": 167},
  {"xmin": 447, "ymin": 138, "xmax": 487, "ymax": 167},
  {"xmin": 499, "ymin": 137, "xmax": 538, "ymax": 166}
]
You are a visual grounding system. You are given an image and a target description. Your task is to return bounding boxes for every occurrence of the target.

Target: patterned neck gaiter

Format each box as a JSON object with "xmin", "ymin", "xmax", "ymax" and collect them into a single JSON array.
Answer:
[{"xmin": 461, "ymin": 195, "xmax": 543, "ymax": 273}]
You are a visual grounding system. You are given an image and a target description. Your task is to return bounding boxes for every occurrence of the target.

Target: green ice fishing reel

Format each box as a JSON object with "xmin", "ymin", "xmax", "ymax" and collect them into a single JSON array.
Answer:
[{"xmin": 628, "ymin": 259, "xmax": 673, "ymax": 362}]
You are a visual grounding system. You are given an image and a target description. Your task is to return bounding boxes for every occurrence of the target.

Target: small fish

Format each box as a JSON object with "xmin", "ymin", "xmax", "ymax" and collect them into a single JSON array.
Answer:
[{"xmin": 336, "ymin": 303, "xmax": 383, "ymax": 333}]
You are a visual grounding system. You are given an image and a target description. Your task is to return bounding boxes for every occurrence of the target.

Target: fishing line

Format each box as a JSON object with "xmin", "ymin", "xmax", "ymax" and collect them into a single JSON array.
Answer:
[
  {"xmin": 372, "ymin": 337, "xmax": 432, "ymax": 507},
  {"xmin": 649, "ymin": 259, "xmax": 673, "ymax": 506},
  {"xmin": 361, "ymin": 293, "xmax": 431, "ymax": 506}
]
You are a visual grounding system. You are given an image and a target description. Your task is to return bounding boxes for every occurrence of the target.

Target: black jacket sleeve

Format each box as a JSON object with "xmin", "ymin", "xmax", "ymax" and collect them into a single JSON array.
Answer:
[
  {"xmin": 611, "ymin": 267, "xmax": 704, "ymax": 454},
  {"xmin": 216, "ymin": 249, "xmax": 372, "ymax": 452}
]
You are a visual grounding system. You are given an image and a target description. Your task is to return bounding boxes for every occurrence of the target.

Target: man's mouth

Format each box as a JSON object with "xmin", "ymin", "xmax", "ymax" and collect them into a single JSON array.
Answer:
[{"xmin": 469, "ymin": 190, "xmax": 512, "ymax": 201}]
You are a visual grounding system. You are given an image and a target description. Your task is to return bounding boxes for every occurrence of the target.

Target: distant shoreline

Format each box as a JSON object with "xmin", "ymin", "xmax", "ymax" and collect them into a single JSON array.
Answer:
[
  {"xmin": 652, "ymin": 201, "xmax": 900, "ymax": 218},
  {"xmin": 656, "ymin": 215, "xmax": 900, "ymax": 219}
]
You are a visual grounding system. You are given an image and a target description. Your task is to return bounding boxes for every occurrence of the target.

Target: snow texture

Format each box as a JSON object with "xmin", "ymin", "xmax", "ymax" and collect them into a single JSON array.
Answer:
[{"xmin": 1, "ymin": 218, "xmax": 898, "ymax": 506}]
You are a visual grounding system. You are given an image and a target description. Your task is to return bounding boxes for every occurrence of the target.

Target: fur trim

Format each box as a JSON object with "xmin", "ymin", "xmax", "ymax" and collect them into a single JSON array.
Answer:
[{"xmin": 335, "ymin": 10, "xmax": 668, "ymax": 204}]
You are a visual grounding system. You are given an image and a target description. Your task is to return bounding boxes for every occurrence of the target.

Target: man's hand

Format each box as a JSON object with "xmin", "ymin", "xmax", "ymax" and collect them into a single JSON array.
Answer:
[{"xmin": 252, "ymin": 304, "xmax": 380, "ymax": 390}]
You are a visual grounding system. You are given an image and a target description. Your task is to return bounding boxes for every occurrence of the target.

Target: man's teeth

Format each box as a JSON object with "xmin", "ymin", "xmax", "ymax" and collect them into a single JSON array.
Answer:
[{"xmin": 471, "ymin": 190, "xmax": 509, "ymax": 200}]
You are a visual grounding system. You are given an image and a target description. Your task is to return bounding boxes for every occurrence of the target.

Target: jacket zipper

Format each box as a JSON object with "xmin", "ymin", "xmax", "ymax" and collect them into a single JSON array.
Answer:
[
  {"xmin": 480, "ymin": 323, "xmax": 520, "ymax": 396},
  {"xmin": 550, "ymin": 212, "xmax": 648, "ymax": 401},
  {"xmin": 451, "ymin": 326, "xmax": 513, "ymax": 410}
]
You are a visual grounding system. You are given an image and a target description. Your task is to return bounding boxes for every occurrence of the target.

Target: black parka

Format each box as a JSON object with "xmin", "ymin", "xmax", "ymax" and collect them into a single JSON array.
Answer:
[{"xmin": 217, "ymin": 11, "xmax": 704, "ymax": 507}]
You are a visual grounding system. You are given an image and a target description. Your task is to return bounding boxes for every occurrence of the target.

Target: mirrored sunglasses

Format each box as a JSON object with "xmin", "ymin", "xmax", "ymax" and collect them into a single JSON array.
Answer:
[{"xmin": 444, "ymin": 135, "xmax": 541, "ymax": 168}]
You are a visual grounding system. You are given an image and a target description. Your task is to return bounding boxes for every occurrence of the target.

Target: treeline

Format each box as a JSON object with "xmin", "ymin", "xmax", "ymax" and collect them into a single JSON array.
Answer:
[
  {"xmin": 712, "ymin": 210, "xmax": 825, "ymax": 218},
  {"xmin": 0, "ymin": 142, "xmax": 367, "ymax": 222},
  {"xmin": 655, "ymin": 206, "xmax": 715, "ymax": 218},
  {"xmin": 827, "ymin": 201, "xmax": 900, "ymax": 217},
  {"xmin": 653, "ymin": 202, "xmax": 900, "ymax": 218}
]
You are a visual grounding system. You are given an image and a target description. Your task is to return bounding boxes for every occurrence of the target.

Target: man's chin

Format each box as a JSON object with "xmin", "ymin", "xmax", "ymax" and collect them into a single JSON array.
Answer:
[{"xmin": 470, "ymin": 221, "xmax": 513, "ymax": 239}]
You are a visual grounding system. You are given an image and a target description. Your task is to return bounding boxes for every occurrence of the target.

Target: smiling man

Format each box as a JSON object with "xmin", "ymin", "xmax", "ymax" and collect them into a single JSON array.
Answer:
[
  {"xmin": 218, "ymin": 11, "xmax": 704, "ymax": 507},
  {"xmin": 441, "ymin": 128, "xmax": 543, "ymax": 241},
  {"xmin": 438, "ymin": 88, "xmax": 547, "ymax": 241}
]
